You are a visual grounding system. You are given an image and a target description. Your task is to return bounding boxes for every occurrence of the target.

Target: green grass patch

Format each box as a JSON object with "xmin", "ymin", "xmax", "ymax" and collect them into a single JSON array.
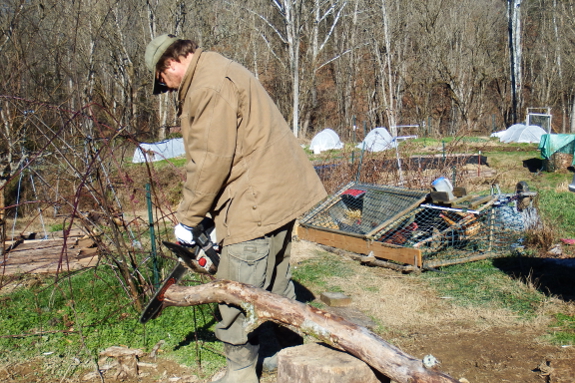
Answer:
[
  {"xmin": 123, "ymin": 156, "xmax": 186, "ymax": 168},
  {"xmin": 422, "ymin": 258, "xmax": 545, "ymax": 318},
  {"xmin": 549, "ymin": 313, "xmax": 575, "ymax": 345},
  {"xmin": 166, "ymin": 157, "xmax": 187, "ymax": 167},
  {"xmin": 292, "ymin": 251, "xmax": 352, "ymax": 293},
  {"xmin": 540, "ymin": 172, "xmax": 571, "ymax": 186},
  {"xmin": 0, "ymin": 268, "xmax": 222, "ymax": 379},
  {"xmin": 537, "ymin": 191, "xmax": 575, "ymax": 238},
  {"xmin": 49, "ymin": 223, "xmax": 64, "ymax": 232},
  {"xmin": 482, "ymin": 149, "xmax": 540, "ymax": 171}
]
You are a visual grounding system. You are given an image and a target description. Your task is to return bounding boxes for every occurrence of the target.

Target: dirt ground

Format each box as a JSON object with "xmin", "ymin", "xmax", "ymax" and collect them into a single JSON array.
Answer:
[
  {"xmin": 397, "ymin": 326, "xmax": 574, "ymax": 383},
  {"xmin": 2, "ymin": 239, "xmax": 574, "ymax": 383},
  {"xmin": 302, "ymin": 247, "xmax": 575, "ymax": 383}
]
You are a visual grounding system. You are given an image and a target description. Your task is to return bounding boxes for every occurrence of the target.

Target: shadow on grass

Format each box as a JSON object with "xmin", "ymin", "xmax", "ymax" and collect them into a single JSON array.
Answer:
[
  {"xmin": 493, "ymin": 256, "xmax": 575, "ymax": 302},
  {"xmin": 174, "ymin": 316, "xmax": 219, "ymax": 351},
  {"xmin": 294, "ymin": 280, "xmax": 316, "ymax": 303},
  {"xmin": 522, "ymin": 158, "xmax": 544, "ymax": 173}
]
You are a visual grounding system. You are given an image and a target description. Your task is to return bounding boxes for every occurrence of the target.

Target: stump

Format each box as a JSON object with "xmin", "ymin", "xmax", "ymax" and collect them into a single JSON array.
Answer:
[
  {"xmin": 277, "ymin": 343, "xmax": 389, "ymax": 383},
  {"xmin": 99, "ymin": 346, "xmax": 144, "ymax": 380}
]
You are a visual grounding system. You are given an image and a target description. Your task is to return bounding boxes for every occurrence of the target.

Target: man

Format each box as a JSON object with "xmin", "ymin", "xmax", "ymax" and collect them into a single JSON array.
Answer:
[{"xmin": 145, "ymin": 34, "xmax": 327, "ymax": 383}]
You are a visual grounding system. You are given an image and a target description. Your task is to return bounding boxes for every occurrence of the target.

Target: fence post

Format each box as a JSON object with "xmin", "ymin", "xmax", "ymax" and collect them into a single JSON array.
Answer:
[
  {"xmin": 352, "ymin": 115, "xmax": 356, "ymax": 144},
  {"xmin": 351, "ymin": 116, "xmax": 356, "ymax": 164},
  {"xmin": 146, "ymin": 183, "xmax": 160, "ymax": 289},
  {"xmin": 356, "ymin": 141, "xmax": 366, "ymax": 182}
]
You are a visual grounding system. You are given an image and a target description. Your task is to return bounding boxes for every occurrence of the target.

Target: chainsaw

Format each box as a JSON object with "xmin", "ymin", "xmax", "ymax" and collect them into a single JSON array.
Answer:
[{"xmin": 139, "ymin": 217, "xmax": 220, "ymax": 324}]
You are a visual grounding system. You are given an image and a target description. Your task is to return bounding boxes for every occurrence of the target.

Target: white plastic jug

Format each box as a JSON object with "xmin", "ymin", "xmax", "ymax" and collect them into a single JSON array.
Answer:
[{"xmin": 432, "ymin": 177, "xmax": 454, "ymax": 200}]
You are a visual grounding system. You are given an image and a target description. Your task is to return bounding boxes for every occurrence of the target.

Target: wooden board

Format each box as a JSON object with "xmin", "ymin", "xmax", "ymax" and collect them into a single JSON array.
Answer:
[
  {"xmin": 298, "ymin": 226, "xmax": 422, "ymax": 267},
  {"xmin": 0, "ymin": 256, "xmax": 98, "ymax": 275},
  {"xmin": 1, "ymin": 236, "xmax": 99, "ymax": 275}
]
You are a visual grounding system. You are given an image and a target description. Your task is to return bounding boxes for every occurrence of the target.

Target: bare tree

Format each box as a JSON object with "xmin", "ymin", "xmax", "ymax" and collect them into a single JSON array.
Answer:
[
  {"xmin": 0, "ymin": 100, "xmax": 30, "ymax": 255},
  {"xmin": 331, "ymin": 0, "xmax": 366, "ymax": 138},
  {"xmin": 298, "ymin": 0, "xmax": 348, "ymax": 137},
  {"xmin": 228, "ymin": 0, "xmax": 347, "ymax": 138},
  {"xmin": 560, "ymin": 1, "xmax": 575, "ymax": 132},
  {"xmin": 507, "ymin": 0, "xmax": 523, "ymax": 124},
  {"xmin": 406, "ymin": 0, "xmax": 505, "ymax": 134}
]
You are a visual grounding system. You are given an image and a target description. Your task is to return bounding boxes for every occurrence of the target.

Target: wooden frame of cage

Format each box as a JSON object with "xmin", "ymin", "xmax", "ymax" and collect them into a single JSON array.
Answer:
[{"xmin": 297, "ymin": 224, "xmax": 423, "ymax": 268}]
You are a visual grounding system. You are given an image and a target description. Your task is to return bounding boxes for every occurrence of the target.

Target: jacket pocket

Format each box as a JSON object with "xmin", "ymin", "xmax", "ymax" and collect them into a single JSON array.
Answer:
[{"xmin": 221, "ymin": 238, "xmax": 270, "ymax": 287}]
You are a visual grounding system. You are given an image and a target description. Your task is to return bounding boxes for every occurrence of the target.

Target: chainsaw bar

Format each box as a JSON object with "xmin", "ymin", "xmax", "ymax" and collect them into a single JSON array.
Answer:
[{"xmin": 139, "ymin": 242, "xmax": 198, "ymax": 324}]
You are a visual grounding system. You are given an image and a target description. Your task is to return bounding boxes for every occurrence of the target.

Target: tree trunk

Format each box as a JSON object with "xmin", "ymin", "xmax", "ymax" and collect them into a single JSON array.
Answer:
[
  {"xmin": 163, "ymin": 280, "xmax": 459, "ymax": 383},
  {"xmin": 0, "ymin": 184, "xmax": 5, "ymax": 256}
]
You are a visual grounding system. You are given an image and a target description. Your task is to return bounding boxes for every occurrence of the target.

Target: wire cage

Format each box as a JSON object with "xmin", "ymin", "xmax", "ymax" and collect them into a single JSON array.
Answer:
[
  {"xmin": 299, "ymin": 182, "xmax": 537, "ymax": 270},
  {"xmin": 302, "ymin": 182, "xmax": 429, "ymax": 236}
]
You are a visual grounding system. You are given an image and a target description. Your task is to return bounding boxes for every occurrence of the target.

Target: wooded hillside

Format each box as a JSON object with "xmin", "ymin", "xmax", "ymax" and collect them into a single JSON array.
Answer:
[{"xmin": 1, "ymin": 0, "xmax": 574, "ymax": 142}]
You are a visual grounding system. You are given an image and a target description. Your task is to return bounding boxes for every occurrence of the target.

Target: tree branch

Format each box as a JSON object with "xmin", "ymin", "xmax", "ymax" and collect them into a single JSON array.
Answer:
[{"xmin": 164, "ymin": 280, "xmax": 459, "ymax": 383}]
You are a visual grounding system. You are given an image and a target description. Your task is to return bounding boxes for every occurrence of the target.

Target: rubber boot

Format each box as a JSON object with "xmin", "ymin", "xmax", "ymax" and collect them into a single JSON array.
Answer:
[
  {"xmin": 213, "ymin": 341, "xmax": 259, "ymax": 383},
  {"xmin": 262, "ymin": 324, "xmax": 303, "ymax": 373}
]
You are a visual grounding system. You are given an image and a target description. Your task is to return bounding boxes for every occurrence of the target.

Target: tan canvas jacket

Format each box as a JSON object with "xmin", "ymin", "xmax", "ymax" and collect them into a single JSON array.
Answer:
[{"xmin": 175, "ymin": 48, "xmax": 327, "ymax": 246}]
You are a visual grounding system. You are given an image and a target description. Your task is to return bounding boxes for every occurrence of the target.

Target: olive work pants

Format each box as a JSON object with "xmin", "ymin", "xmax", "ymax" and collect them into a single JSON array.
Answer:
[{"xmin": 214, "ymin": 220, "xmax": 296, "ymax": 345}]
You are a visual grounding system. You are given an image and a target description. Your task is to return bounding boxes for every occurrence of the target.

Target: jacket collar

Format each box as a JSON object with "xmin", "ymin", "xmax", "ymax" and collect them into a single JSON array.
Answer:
[{"xmin": 178, "ymin": 47, "xmax": 203, "ymax": 114}]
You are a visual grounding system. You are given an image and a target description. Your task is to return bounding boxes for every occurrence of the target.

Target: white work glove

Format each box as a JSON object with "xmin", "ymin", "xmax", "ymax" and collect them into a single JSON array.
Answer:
[{"xmin": 174, "ymin": 223, "xmax": 195, "ymax": 246}]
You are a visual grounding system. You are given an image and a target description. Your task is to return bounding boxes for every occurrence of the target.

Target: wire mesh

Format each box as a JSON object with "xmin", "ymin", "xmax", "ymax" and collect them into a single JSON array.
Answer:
[
  {"xmin": 301, "ymin": 182, "xmax": 538, "ymax": 267},
  {"xmin": 300, "ymin": 182, "xmax": 429, "ymax": 236}
]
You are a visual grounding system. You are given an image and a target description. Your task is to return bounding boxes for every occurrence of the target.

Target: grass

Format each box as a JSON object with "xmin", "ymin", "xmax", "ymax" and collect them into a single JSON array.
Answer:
[
  {"xmin": 292, "ymin": 250, "xmax": 353, "ymax": 293},
  {"xmin": 49, "ymin": 223, "xmax": 64, "ymax": 232},
  {"xmin": 537, "ymin": 190, "xmax": 575, "ymax": 238},
  {"xmin": 0, "ymin": 248, "xmax": 354, "ymax": 378},
  {"xmin": 422, "ymin": 258, "xmax": 546, "ymax": 318},
  {"xmin": 126, "ymin": 157, "xmax": 186, "ymax": 168},
  {"xmin": 0, "ymin": 267, "xmax": 223, "ymax": 379},
  {"xmin": 549, "ymin": 313, "xmax": 575, "ymax": 345}
]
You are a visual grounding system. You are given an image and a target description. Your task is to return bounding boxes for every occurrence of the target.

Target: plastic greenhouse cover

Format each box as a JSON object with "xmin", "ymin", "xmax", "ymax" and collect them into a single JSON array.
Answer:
[
  {"xmin": 309, "ymin": 128, "xmax": 344, "ymax": 153},
  {"xmin": 356, "ymin": 127, "xmax": 398, "ymax": 152},
  {"xmin": 132, "ymin": 138, "xmax": 185, "ymax": 163},
  {"xmin": 496, "ymin": 124, "xmax": 546, "ymax": 144}
]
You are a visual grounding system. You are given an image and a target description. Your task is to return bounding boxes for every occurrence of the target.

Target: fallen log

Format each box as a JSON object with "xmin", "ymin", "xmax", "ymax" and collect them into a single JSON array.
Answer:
[{"xmin": 163, "ymin": 280, "xmax": 459, "ymax": 383}]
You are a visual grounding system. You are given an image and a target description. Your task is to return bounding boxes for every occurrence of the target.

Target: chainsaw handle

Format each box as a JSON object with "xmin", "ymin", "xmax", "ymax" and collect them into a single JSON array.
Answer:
[{"xmin": 191, "ymin": 217, "xmax": 220, "ymax": 269}]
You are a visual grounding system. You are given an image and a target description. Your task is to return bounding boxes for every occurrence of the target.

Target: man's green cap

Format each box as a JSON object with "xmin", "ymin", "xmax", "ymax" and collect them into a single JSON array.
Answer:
[{"xmin": 145, "ymin": 33, "xmax": 178, "ymax": 94}]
